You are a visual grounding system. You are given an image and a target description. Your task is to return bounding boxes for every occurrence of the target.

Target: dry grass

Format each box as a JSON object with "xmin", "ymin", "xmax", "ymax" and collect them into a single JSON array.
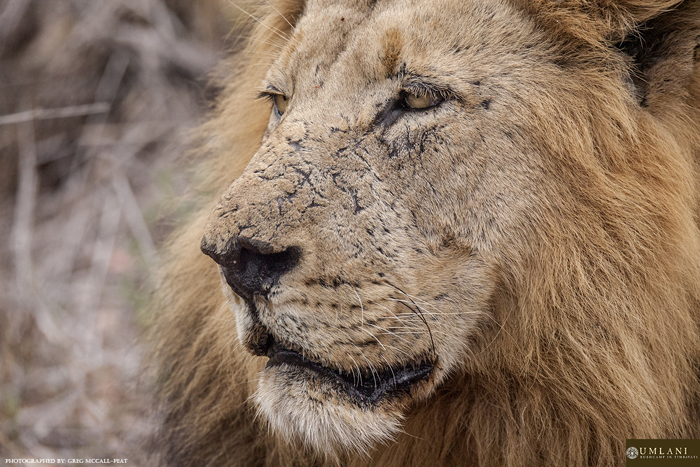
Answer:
[{"xmin": 0, "ymin": 0, "xmax": 238, "ymax": 463}]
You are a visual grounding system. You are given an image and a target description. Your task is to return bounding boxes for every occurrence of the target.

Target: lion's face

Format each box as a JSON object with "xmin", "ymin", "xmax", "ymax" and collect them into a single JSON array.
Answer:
[{"xmin": 201, "ymin": 0, "xmax": 609, "ymax": 456}]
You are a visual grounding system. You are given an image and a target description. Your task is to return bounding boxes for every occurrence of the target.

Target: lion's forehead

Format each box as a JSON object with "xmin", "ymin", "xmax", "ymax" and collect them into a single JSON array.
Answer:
[{"xmin": 278, "ymin": 0, "xmax": 535, "ymax": 98}]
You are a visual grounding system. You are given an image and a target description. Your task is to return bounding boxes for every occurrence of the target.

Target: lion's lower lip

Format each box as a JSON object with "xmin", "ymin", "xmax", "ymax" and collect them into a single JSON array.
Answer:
[{"xmin": 265, "ymin": 340, "xmax": 433, "ymax": 405}]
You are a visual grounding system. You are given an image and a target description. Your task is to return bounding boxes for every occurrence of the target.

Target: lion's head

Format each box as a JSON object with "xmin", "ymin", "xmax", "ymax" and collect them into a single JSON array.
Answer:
[{"xmin": 152, "ymin": 0, "xmax": 700, "ymax": 465}]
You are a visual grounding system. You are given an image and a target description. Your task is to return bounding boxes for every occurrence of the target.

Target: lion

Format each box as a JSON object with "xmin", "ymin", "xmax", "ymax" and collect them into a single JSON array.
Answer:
[{"xmin": 147, "ymin": 0, "xmax": 700, "ymax": 465}]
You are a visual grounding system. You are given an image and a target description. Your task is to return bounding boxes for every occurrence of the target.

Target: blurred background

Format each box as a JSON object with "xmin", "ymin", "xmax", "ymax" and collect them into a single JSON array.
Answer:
[{"xmin": 0, "ymin": 0, "xmax": 240, "ymax": 462}]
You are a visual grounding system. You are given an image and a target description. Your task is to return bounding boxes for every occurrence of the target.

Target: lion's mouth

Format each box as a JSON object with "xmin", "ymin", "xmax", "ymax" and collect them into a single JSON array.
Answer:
[{"xmin": 265, "ymin": 339, "xmax": 434, "ymax": 405}]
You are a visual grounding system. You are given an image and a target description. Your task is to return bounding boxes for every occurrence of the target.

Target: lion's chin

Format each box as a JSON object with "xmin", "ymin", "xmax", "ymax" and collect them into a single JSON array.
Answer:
[
  {"xmin": 253, "ymin": 339, "xmax": 436, "ymax": 457},
  {"xmin": 254, "ymin": 365, "xmax": 405, "ymax": 458}
]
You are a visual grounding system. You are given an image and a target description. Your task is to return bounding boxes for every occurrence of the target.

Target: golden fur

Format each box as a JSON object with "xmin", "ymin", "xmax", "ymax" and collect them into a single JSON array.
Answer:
[{"xmin": 147, "ymin": 0, "xmax": 700, "ymax": 465}]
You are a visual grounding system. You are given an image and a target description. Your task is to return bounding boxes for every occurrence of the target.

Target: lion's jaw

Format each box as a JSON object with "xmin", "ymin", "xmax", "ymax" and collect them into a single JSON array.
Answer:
[
  {"xmin": 224, "ymin": 287, "xmax": 409, "ymax": 456},
  {"xmin": 201, "ymin": 0, "xmax": 563, "ymax": 458},
  {"xmin": 217, "ymin": 252, "xmax": 491, "ymax": 457}
]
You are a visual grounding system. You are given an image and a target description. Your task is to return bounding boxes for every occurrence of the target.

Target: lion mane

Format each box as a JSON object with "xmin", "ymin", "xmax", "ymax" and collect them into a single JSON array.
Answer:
[{"xmin": 147, "ymin": 0, "xmax": 700, "ymax": 466}]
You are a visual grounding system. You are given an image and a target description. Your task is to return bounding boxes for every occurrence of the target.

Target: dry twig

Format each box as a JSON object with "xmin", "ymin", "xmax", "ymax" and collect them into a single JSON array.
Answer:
[
  {"xmin": 0, "ymin": 103, "xmax": 111, "ymax": 127},
  {"xmin": 12, "ymin": 118, "xmax": 37, "ymax": 295}
]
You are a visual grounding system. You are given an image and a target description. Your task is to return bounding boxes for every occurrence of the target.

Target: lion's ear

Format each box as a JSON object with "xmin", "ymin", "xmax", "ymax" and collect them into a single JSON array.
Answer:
[{"xmin": 528, "ymin": 0, "xmax": 686, "ymax": 43}]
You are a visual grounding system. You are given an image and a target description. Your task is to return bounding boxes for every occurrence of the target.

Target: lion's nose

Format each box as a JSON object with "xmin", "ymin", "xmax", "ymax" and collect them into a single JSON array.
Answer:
[{"xmin": 201, "ymin": 235, "xmax": 301, "ymax": 302}]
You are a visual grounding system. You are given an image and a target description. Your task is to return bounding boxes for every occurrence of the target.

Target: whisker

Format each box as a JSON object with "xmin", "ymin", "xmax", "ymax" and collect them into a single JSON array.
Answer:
[
  {"xmin": 384, "ymin": 344, "xmax": 416, "ymax": 361},
  {"xmin": 385, "ymin": 281, "xmax": 436, "ymax": 357},
  {"xmin": 389, "ymin": 295, "xmax": 501, "ymax": 327},
  {"xmin": 365, "ymin": 322, "xmax": 414, "ymax": 346},
  {"xmin": 387, "ymin": 295, "xmax": 444, "ymax": 314},
  {"xmin": 354, "ymin": 287, "xmax": 364, "ymax": 327},
  {"xmin": 264, "ymin": 0, "xmax": 295, "ymax": 29},
  {"xmin": 380, "ymin": 355, "xmax": 397, "ymax": 389},
  {"xmin": 361, "ymin": 327, "xmax": 387, "ymax": 351},
  {"xmin": 246, "ymin": 52, "xmax": 284, "ymax": 61},
  {"xmin": 388, "ymin": 310, "xmax": 477, "ymax": 317},
  {"xmin": 316, "ymin": 302, "xmax": 331, "ymax": 322},
  {"xmin": 353, "ymin": 344, "xmax": 380, "ymax": 389},
  {"xmin": 374, "ymin": 301, "xmax": 409, "ymax": 326},
  {"xmin": 346, "ymin": 353, "xmax": 362, "ymax": 386},
  {"xmin": 229, "ymin": 34, "xmax": 286, "ymax": 50},
  {"xmin": 226, "ymin": 0, "xmax": 290, "ymax": 42},
  {"xmin": 381, "ymin": 330, "xmax": 441, "ymax": 335}
]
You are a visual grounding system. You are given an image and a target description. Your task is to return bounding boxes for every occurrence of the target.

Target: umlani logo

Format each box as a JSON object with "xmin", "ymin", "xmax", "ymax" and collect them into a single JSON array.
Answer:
[
  {"xmin": 639, "ymin": 447, "xmax": 689, "ymax": 456},
  {"xmin": 626, "ymin": 439, "xmax": 700, "ymax": 466}
]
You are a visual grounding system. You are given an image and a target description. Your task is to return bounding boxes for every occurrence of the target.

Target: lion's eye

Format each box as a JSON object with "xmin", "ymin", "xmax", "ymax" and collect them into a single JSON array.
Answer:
[
  {"xmin": 401, "ymin": 91, "xmax": 442, "ymax": 110},
  {"xmin": 273, "ymin": 94, "xmax": 289, "ymax": 116}
]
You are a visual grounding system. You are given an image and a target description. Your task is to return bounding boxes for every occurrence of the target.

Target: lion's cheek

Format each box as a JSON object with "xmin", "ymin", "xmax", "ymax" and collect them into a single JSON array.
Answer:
[{"xmin": 254, "ymin": 366, "xmax": 405, "ymax": 457}]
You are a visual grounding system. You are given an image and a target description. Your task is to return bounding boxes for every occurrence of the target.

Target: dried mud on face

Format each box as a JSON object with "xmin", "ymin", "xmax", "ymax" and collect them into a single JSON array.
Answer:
[{"xmin": 0, "ymin": 0, "xmax": 238, "ymax": 462}]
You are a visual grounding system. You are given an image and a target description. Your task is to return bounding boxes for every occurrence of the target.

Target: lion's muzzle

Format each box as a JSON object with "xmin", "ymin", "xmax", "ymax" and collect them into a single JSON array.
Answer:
[{"xmin": 201, "ymin": 233, "xmax": 302, "ymax": 355}]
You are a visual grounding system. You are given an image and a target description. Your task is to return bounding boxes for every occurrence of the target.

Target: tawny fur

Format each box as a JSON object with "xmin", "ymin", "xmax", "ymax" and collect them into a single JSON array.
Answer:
[{"xmin": 147, "ymin": 0, "xmax": 700, "ymax": 466}]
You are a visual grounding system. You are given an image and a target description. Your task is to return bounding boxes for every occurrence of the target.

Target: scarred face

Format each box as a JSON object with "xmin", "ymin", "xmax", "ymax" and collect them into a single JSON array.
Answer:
[{"xmin": 201, "ymin": 0, "xmax": 582, "ymax": 457}]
